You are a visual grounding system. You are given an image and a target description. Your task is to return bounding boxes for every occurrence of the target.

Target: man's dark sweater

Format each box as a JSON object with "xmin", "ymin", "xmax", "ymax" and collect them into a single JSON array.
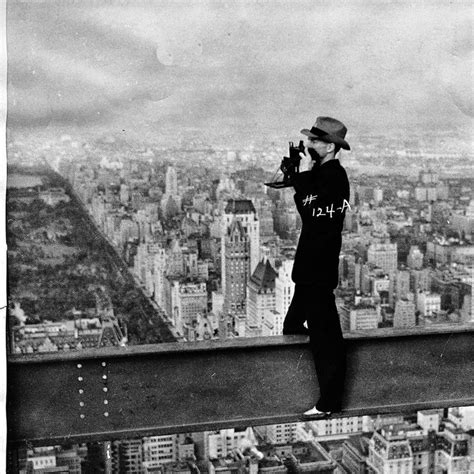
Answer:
[{"xmin": 291, "ymin": 159, "xmax": 350, "ymax": 288}]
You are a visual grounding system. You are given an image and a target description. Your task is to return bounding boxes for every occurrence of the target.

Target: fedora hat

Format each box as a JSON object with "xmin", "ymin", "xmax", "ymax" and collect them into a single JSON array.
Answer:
[{"xmin": 301, "ymin": 116, "xmax": 350, "ymax": 150}]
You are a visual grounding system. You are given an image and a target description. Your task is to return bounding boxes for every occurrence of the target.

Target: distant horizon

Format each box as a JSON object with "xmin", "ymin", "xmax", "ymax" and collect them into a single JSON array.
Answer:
[{"xmin": 6, "ymin": 121, "xmax": 473, "ymax": 152}]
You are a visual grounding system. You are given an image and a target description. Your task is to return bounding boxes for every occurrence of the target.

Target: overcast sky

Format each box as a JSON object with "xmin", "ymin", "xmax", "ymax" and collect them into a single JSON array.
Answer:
[{"xmin": 6, "ymin": 0, "xmax": 473, "ymax": 143}]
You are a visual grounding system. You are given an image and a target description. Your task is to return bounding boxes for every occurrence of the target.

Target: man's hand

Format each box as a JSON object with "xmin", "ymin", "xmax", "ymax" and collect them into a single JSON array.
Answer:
[{"xmin": 299, "ymin": 147, "xmax": 314, "ymax": 172}]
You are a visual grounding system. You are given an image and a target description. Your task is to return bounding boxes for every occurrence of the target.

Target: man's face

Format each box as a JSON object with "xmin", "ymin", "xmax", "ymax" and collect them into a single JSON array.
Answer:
[{"xmin": 306, "ymin": 137, "xmax": 331, "ymax": 161}]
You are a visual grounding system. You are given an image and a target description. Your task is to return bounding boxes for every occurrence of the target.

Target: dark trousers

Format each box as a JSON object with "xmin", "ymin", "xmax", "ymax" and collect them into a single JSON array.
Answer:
[{"xmin": 283, "ymin": 284, "xmax": 346, "ymax": 412}]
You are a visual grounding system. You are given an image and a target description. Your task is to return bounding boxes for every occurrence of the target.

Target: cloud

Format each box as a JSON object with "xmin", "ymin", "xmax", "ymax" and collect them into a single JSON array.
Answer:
[
  {"xmin": 7, "ymin": 5, "xmax": 167, "ymax": 126},
  {"xmin": 6, "ymin": 1, "xmax": 473, "ymax": 137}
]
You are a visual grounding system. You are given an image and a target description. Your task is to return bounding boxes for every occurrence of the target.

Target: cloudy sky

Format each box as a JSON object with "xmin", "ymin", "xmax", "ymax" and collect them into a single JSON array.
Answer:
[{"xmin": 6, "ymin": 0, "xmax": 473, "ymax": 143}]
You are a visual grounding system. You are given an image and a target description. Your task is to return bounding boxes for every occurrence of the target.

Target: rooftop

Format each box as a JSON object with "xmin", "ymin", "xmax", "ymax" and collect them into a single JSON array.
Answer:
[
  {"xmin": 249, "ymin": 259, "xmax": 278, "ymax": 291},
  {"xmin": 225, "ymin": 199, "xmax": 256, "ymax": 215},
  {"xmin": 344, "ymin": 435, "xmax": 371, "ymax": 456}
]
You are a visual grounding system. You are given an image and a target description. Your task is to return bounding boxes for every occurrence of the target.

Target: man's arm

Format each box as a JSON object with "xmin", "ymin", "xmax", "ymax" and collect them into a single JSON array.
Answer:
[{"xmin": 291, "ymin": 148, "xmax": 319, "ymax": 217}]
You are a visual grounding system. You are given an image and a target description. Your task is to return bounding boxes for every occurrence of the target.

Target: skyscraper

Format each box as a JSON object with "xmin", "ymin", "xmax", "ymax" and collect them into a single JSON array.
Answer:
[
  {"xmin": 143, "ymin": 435, "xmax": 178, "ymax": 469},
  {"xmin": 367, "ymin": 426, "xmax": 413, "ymax": 473},
  {"xmin": 112, "ymin": 439, "xmax": 143, "ymax": 473},
  {"xmin": 274, "ymin": 260, "xmax": 295, "ymax": 335},
  {"xmin": 416, "ymin": 291, "xmax": 441, "ymax": 317},
  {"xmin": 204, "ymin": 428, "xmax": 257, "ymax": 460},
  {"xmin": 221, "ymin": 200, "xmax": 260, "ymax": 319},
  {"xmin": 161, "ymin": 166, "xmax": 182, "ymax": 217},
  {"xmin": 246, "ymin": 259, "xmax": 278, "ymax": 337},
  {"xmin": 165, "ymin": 166, "xmax": 178, "ymax": 196},
  {"xmin": 367, "ymin": 243, "xmax": 398, "ymax": 276},
  {"xmin": 340, "ymin": 303, "xmax": 379, "ymax": 332},
  {"xmin": 389, "ymin": 269, "xmax": 411, "ymax": 306},
  {"xmin": 222, "ymin": 199, "xmax": 260, "ymax": 275},
  {"xmin": 152, "ymin": 247, "xmax": 167, "ymax": 309},
  {"xmin": 254, "ymin": 423, "xmax": 297, "ymax": 444},
  {"xmin": 165, "ymin": 278, "xmax": 207, "ymax": 336},
  {"xmin": 393, "ymin": 298, "xmax": 416, "ymax": 328},
  {"xmin": 223, "ymin": 219, "xmax": 250, "ymax": 317}
]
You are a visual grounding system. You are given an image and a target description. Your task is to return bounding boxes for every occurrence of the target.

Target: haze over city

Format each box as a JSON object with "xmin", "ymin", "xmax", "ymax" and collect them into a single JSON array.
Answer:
[{"xmin": 7, "ymin": 0, "xmax": 473, "ymax": 145}]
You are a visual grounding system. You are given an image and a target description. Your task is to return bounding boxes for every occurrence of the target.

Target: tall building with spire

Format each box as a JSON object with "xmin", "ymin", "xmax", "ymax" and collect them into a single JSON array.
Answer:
[
  {"xmin": 165, "ymin": 166, "xmax": 178, "ymax": 196},
  {"xmin": 222, "ymin": 219, "xmax": 250, "ymax": 321},
  {"xmin": 221, "ymin": 199, "xmax": 259, "ymax": 279},
  {"xmin": 161, "ymin": 166, "xmax": 181, "ymax": 217},
  {"xmin": 221, "ymin": 200, "xmax": 260, "ymax": 326}
]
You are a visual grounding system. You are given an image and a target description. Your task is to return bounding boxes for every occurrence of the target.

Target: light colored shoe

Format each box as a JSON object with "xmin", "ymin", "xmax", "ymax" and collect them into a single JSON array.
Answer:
[{"xmin": 301, "ymin": 406, "xmax": 332, "ymax": 419}]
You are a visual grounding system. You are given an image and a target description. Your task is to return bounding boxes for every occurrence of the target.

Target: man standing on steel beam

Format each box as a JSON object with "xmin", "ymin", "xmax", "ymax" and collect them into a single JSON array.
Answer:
[{"xmin": 282, "ymin": 116, "xmax": 351, "ymax": 419}]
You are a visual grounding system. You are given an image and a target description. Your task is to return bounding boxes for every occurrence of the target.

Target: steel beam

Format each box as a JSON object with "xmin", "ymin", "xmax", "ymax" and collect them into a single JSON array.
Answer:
[{"xmin": 7, "ymin": 328, "xmax": 474, "ymax": 444}]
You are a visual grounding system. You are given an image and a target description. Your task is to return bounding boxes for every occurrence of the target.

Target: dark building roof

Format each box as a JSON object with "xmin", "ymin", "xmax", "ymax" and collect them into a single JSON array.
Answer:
[
  {"xmin": 250, "ymin": 259, "xmax": 278, "ymax": 290},
  {"xmin": 225, "ymin": 199, "xmax": 256, "ymax": 214},
  {"xmin": 343, "ymin": 435, "xmax": 371, "ymax": 456}
]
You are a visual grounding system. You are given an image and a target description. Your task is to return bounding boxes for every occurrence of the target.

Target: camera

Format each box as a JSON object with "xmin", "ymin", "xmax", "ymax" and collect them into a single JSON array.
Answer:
[{"xmin": 265, "ymin": 140, "xmax": 305, "ymax": 189}]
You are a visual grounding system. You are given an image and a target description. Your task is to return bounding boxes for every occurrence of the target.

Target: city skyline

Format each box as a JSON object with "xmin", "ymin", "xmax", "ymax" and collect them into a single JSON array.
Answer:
[
  {"xmin": 6, "ymin": 104, "xmax": 474, "ymax": 474},
  {"xmin": 7, "ymin": 144, "xmax": 474, "ymax": 346}
]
